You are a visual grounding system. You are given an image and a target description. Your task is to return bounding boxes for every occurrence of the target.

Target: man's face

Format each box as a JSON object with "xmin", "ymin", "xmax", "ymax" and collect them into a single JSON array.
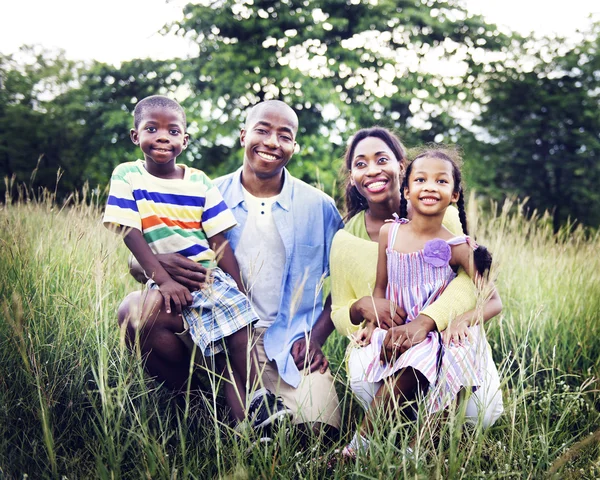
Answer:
[{"xmin": 240, "ymin": 104, "xmax": 298, "ymax": 180}]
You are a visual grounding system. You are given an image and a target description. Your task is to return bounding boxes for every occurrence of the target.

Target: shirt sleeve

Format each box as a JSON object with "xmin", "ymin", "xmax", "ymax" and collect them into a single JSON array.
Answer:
[
  {"xmin": 420, "ymin": 205, "xmax": 477, "ymax": 330},
  {"xmin": 103, "ymin": 165, "xmax": 141, "ymax": 231},
  {"xmin": 200, "ymin": 174, "xmax": 238, "ymax": 238}
]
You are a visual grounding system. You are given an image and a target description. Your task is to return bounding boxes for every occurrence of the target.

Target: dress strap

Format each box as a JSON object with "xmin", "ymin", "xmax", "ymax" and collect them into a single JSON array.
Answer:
[
  {"xmin": 387, "ymin": 216, "xmax": 409, "ymax": 247},
  {"xmin": 447, "ymin": 235, "xmax": 478, "ymax": 250}
]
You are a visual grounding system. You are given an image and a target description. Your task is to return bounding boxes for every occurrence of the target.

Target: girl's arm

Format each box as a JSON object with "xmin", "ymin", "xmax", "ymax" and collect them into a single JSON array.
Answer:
[
  {"xmin": 419, "ymin": 206, "xmax": 476, "ymax": 331},
  {"xmin": 373, "ymin": 222, "xmax": 390, "ymax": 299},
  {"xmin": 442, "ymin": 243, "xmax": 502, "ymax": 345}
]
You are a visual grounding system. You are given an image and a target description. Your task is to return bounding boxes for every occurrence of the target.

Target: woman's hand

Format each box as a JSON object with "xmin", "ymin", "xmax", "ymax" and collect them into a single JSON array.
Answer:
[
  {"xmin": 379, "ymin": 314, "xmax": 436, "ymax": 364},
  {"xmin": 351, "ymin": 296, "xmax": 406, "ymax": 329},
  {"xmin": 291, "ymin": 337, "xmax": 329, "ymax": 374},
  {"xmin": 354, "ymin": 322, "xmax": 376, "ymax": 346},
  {"xmin": 441, "ymin": 319, "xmax": 470, "ymax": 346},
  {"xmin": 130, "ymin": 253, "xmax": 208, "ymax": 291}
]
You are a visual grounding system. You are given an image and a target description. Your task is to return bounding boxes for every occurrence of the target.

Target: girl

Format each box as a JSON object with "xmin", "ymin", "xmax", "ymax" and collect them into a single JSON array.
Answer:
[{"xmin": 343, "ymin": 146, "xmax": 502, "ymax": 457}]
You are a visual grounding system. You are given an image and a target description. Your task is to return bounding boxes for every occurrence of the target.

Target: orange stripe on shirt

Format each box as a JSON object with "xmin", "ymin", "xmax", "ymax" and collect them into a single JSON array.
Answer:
[{"xmin": 142, "ymin": 214, "xmax": 202, "ymax": 231}]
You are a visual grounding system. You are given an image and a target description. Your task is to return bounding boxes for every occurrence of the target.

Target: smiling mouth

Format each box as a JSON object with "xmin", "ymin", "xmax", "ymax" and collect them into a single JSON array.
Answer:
[
  {"xmin": 365, "ymin": 180, "xmax": 388, "ymax": 193},
  {"xmin": 153, "ymin": 148, "xmax": 171, "ymax": 153},
  {"xmin": 420, "ymin": 197, "xmax": 439, "ymax": 205},
  {"xmin": 257, "ymin": 151, "xmax": 279, "ymax": 162}
]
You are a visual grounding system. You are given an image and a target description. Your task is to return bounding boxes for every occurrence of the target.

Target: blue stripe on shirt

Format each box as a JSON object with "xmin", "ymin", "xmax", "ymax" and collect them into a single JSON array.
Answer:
[
  {"xmin": 107, "ymin": 195, "xmax": 138, "ymax": 211},
  {"xmin": 132, "ymin": 189, "xmax": 206, "ymax": 208},
  {"xmin": 178, "ymin": 243, "xmax": 209, "ymax": 258},
  {"xmin": 203, "ymin": 200, "xmax": 230, "ymax": 221}
]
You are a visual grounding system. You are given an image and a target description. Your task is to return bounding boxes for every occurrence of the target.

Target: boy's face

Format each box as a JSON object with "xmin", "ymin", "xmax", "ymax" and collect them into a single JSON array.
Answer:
[
  {"xmin": 130, "ymin": 107, "xmax": 189, "ymax": 171},
  {"xmin": 240, "ymin": 104, "xmax": 298, "ymax": 181}
]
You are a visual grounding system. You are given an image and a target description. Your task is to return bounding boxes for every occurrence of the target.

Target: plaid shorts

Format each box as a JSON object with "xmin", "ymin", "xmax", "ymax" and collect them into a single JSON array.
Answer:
[{"xmin": 149, "ymin": 267, "xmax": 259, "ymax": 356}]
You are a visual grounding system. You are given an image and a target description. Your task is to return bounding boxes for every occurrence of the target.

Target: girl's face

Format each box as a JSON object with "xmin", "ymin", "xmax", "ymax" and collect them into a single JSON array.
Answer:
[
  {"xmin": 404, "ymin": 155, "xmax": 459, "ymax": 215},
  {"xmin": 349, "ymin": 136, "xmax": 403, "ymax": 206}
]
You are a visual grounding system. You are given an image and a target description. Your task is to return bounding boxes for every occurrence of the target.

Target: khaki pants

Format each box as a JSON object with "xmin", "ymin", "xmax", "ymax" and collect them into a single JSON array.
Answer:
[{"xmin": 253, "ymin": 327, "xmax": 341, "ymax": 429}]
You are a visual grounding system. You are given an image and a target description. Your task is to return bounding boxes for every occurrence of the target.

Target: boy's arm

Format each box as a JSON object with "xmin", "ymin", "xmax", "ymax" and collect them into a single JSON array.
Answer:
[
  {"xmin": 209, "ymin": 233, "xmax": 245, "ymax": 293},
  {"xmin": 122, "ymin": 228, "xmax": 192, "ymax": 314}
]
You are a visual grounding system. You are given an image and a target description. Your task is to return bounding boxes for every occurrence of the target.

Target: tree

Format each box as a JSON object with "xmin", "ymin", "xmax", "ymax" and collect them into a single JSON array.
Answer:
[
  {"xmin": 171, "ymin": 0, "xmax": 509, "ymax": 196},
  {"xmin": 472, "ymin": 22, "xmax": 600, "ymax": 229}
]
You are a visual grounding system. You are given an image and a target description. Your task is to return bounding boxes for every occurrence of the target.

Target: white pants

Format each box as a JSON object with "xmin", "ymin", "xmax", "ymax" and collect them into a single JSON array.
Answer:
[{"xmin": 348, "ymin": 342, "xmax": 503, "ymax": 429}]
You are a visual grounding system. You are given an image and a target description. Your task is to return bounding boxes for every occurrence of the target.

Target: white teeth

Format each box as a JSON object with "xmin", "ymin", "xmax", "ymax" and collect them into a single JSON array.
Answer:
[
  {"xmin": 367, "ymin": 181, "xmax": 386, "ymax": 190},
  {"xmin": 257, "ymin": 152, "xmax": 277, "ymax": 161}
]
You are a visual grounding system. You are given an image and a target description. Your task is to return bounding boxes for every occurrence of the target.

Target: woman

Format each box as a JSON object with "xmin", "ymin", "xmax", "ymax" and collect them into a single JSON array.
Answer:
[{"xmin": 329, "ymin": 127, "xmax": 503, "ymax": 430}]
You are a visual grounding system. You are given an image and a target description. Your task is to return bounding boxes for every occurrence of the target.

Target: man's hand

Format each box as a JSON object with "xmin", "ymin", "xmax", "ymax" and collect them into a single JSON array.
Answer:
[
  {"xmin": 157, "ymin": 278, "xmax": 193, "ymax": 314},
  {"xmin": 291, "ymin": 336, "xmax": 329, "ymax": 374},
  {"xmin": 156, "ymin": 253, "xmax": 208, "ymax": 291},
  {"xmin": 379, "ymin": 314, "xmax": 435, "ymax": 364},
  {"xmin": 352, "ymin": 296, "xmax": 406, "ymax": 329}
]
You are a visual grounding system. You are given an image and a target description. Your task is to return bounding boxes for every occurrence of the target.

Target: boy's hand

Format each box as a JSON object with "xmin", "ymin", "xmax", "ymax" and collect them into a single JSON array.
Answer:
[
  {"xmin": 442, "ymin": 320, "xmax": 470, "ymax": 346},
  {"xmin": 156, "ymin": 253, "xmax": 208, "ymax": 292},
  {"xmin": 158, "ymin": 278, "xmax": 193, "ymax": 314}
]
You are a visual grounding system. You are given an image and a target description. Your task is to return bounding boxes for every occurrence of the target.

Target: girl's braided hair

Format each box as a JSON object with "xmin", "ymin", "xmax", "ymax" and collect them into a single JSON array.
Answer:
[{"xmin": 400, "ymin": 145, "xmax": 493, "ymax": 277}]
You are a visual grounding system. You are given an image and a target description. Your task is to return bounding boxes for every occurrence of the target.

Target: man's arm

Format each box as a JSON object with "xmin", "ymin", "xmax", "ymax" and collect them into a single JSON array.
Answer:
[
  {"xmin": 122, "ymin": 229, "xmax": 192, "ymax": 313},
  {"xmin": 129, "ymin": 253, "xmax": 208, "ymax": 291},
  {"xmin": 290, "ymin": 295, "xmax": 335, "ymax": 374}
]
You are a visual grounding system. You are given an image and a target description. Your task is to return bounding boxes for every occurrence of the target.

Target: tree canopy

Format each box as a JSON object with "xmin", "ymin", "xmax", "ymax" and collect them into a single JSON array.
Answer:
[{"xmin": 0, "ymin": 2, "xmax": 598, "ymax": 229}]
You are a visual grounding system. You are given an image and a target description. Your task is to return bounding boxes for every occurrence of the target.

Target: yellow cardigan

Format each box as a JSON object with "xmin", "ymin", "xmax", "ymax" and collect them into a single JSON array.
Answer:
[{"xmin": 330, "ymin": 208, "xmax": 477, "ymax": 337}]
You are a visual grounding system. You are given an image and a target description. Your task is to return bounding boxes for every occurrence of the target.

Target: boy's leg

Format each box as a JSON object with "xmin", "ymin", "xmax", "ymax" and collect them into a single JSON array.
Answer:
[
  {"xmin": 219, "ymin": 325, "xmax": 258, "ymax": 420},
  {"xmin": 118, "ymin": 290, "xmax": 201, "ymax": 392}
]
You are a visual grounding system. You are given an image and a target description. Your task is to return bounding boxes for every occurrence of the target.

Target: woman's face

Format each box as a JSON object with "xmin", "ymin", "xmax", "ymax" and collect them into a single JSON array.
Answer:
[{"xmin": 349, "ymin": 136, "xmax": 403, "ymax": 206}]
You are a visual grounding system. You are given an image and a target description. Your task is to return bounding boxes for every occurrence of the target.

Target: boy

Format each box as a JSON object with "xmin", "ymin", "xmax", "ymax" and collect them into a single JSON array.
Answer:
[{"xmin": 103, "ymin": 95, "xmax": 290, "ymax": 429}]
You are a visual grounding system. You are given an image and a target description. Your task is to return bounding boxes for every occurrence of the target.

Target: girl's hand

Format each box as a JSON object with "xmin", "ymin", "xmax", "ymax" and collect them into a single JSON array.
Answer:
[
  {"xmin": 441, "ymin": 319, "xmax": 470, "ymax": 346},
  {"xmin": 351, "ymin": 297, "xmax": 406, "ymax": 329},
  {"xmin": 379, "ymin": 314, "xmax": 436, "ymax": 364},
  {"xmin": 157, "ymin": 278, "xmax": 193, "ymax": 314}
]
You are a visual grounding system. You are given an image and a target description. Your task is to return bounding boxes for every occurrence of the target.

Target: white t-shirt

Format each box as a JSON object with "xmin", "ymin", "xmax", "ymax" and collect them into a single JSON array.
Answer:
[{"xmin": 235, "ymin": 187, "xmax": 286, "ymax": 328}]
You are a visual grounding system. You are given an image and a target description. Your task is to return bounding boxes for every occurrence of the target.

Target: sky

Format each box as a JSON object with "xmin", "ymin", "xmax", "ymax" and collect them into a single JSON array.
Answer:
[{"xmin": 1, "ymin": 0, "xmax": 599, "ymax": 65}]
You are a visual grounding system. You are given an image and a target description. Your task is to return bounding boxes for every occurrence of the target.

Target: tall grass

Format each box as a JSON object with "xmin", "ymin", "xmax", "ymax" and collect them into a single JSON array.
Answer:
[{"xmin": 1, "ymin": 186, "xmax": 599, "ymax": 478}]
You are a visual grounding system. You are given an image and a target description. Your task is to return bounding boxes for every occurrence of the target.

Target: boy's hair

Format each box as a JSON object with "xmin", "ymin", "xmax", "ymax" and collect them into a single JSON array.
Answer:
[
  {"xmin": 343, "ymin": 127, "xmax": 407, "ymax": 221},
  {"xmin": 133, "ymin": 95, "xmax": 186, "ymax": 129},
  {"xmin": 400, "ymin": 145, "xmax": 493, "ymax": 277}
]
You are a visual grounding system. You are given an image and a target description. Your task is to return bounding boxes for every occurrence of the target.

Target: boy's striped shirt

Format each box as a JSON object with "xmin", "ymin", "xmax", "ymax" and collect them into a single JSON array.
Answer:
[{"xmin": 103, "ymin": 160, "xmax": 237, "ymax": 266}]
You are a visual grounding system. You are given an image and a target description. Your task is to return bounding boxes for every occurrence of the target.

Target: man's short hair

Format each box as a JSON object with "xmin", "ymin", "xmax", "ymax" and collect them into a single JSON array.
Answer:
[{"xmin": 133, "ymin": 95, "xmax": 186, "ymax": 129}]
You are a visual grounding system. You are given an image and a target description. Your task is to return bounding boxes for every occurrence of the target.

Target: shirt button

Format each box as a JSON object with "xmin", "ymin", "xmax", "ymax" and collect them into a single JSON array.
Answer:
[{"xmin": 261, "ymin": 211, "xmax": 265, "ymax": 214}]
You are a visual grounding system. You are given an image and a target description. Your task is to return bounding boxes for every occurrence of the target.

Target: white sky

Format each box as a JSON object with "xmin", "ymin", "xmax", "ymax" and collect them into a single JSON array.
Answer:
[{"xmin": 1, "ymin": 0, "xmax": 598, "ymax": 65}]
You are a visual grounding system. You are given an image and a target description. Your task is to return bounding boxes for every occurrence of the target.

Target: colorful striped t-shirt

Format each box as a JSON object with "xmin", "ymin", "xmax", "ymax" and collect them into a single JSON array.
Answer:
[{"xmin": 103, "ymin": 160, "xmax": 237, "ymax": 266}]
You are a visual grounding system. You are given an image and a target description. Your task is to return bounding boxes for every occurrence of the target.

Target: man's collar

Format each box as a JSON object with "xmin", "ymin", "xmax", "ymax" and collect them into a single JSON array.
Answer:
[{"xmin": 229, "ymin": 167, "xmax": 293, "ymax": 212}]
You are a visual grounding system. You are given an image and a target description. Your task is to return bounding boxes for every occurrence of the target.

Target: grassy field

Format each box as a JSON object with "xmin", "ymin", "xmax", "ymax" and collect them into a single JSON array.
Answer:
[{"xmin": 1, "ymin": 186, "xmax": 600, "ymax": 479}]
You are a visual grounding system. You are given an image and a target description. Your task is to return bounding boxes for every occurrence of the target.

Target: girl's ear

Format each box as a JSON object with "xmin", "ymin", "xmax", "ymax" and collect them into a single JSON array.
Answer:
[
  {"xmin": 451, "ymin": 189, "xmax": 461, "ymax": 203},
  {"xmin": 403, "ymin": 186, "xmax": 410, "ymax": 200},
  {"xmin": 350, "ymin": 177, "xmax": 356, "ymax": 187}
]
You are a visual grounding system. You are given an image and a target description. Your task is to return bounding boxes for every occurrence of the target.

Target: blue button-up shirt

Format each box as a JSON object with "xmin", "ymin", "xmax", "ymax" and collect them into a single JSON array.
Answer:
[{"xmin": 214, "ymin": 168, "xmax": 343, "ymax": 387}]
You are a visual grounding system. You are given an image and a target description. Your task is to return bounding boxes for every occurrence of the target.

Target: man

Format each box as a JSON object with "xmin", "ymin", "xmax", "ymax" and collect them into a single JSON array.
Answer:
[{"xmin": 119, "ymin": 100, "xmax": 342, "ymax": 438}]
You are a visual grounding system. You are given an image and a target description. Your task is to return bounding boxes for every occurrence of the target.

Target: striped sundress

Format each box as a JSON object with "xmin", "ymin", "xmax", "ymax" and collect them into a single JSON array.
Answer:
[{"xmin": 362, "ymin": 218, "xmax": 485, "ymax": 413}]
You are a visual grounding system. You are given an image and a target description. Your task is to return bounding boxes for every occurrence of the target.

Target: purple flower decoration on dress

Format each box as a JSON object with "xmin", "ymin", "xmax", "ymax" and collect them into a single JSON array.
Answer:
[{"xmin": 423, "ymin": 239, "xmax": 451, "ymax": 267}]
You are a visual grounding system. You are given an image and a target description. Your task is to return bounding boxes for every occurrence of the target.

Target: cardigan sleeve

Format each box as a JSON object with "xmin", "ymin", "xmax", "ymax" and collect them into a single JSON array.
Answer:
[
  {"xmin": 420, "ymin": 205, "xmax": 477, "ymax": 331},
  {"xmin": 330, "ymin": 231, "xmax": 362, "ymax": 338}
]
